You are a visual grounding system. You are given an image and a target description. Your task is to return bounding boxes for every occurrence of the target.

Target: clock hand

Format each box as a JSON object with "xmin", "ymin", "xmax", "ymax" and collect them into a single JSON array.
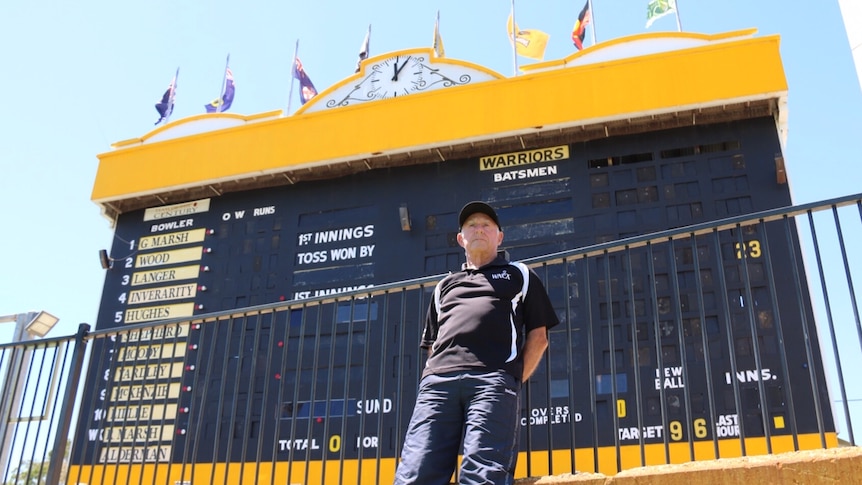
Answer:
[{"xmin": 392, "ymin": 56, "xmax": 410, "ymax": 81}]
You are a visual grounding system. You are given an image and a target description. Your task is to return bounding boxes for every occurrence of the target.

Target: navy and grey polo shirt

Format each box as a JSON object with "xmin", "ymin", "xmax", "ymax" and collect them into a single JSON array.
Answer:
[{"xmin": 421, "ymin": 254, "xmax": 559, "ymax": 380}]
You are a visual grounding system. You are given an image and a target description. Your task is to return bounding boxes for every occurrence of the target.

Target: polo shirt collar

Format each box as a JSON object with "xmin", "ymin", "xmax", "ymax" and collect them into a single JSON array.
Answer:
[{"xmin": 461, "ymin": 250, "xmax": 510, "ymax": 271}]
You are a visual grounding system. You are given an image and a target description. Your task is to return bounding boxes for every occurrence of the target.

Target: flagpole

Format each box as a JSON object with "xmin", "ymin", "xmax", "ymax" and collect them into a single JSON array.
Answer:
[
  {"xmin": 286, "ymin": 39, "xmax": 299, "ymax": 116},
  {"xmin": 215, "ymin": 54, "xmax": 230, "ymax": 113},
  {"xmin": 588, "ymin": 0, "xmax": 597, "ymax": 46},
  {"xmin": 356, "ymin": 24, "xmax": 371, "ymax": 73},
  {"xmin": 165, "ymin": 67, "xmax": 179, "ymax": 124},
  {"xmin": 433, "ymin": 10, "xmax": 442, "ymax": 57},
  {"xmin": 674, "ymin": 0, "xmax": 683, "ymax": 32},
  {"xmin": 510, "ymin": 0, "xmax": 519, "ymax": 76}
]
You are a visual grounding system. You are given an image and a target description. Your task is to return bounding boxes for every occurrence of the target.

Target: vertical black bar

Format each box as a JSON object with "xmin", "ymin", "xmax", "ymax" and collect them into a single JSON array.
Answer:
[
  {"xmin": 159, "ymin": 322, "xmax": 188, "ymax": 485},
  {"xmin": 189, "ymin": 319, "xmax": 223, "ymax": 483},
  {"xmin": 338, "ymin": 296, "xmax": 356, "ymax": 482},
  {"xmin": 253, "ymin": 310, "xmax": 279, "ymax": 483},
  {"xmin": 301, "ymin": 304, "xmax": 325, "ymax": 485},
  {"xmin": 734, "ymin": 222, "xmax": 773, "ymax": 453},
  {"xmin": 391, "ymin": 287, "xmax": 409, "ymax": 465},
  {"xmin": 85, "ymin": 332, "xmax": 115, "ymax": 485},
  {"xmin": 356, "ymin": 294, "xmax": 375, "ymax": 483},
  {"xmin": 805, "ymin": 210, "xmax": 848, "ymax": 446},
  {"xmin": 237, "ymin": 311, "xmax": 266, "ymax": 484},
  {"xmin": 583, "ymin": 253, "xmax": 598, "ymax": 474},
  {"xmin": 374, "ymin": 291, "xmax": 391, "ymax": 482},
  {"xmin": 223, "ymin": 313, "xmax": 252, "ymax": 484},
  {"xmin": 540, "ymin": 262, "xmax": 554, "ymax": 474},
  {"xmin": 318, "ymin": 297, "xmax": 340, "ymax": 483},
  {"xmin": 780, "ymin": 214, "xmax": 825, "ymax": 447},
  {"xmin": 832, "ymin": 206, "xmax": 862, "ymax": 368},
  {"xmin": 668, "ymin": 236, "xmax": 695, "ymax": 462},
  {"xmin": 269, "ymin": 306, "xmax": 296, "ymax": 485},
  {"xmin": 562, "ymin": 257, "xmax": 577, "ymax": 473},
  {"xmin": 2, "ymin": 339, "xmax": 32, "ymax": 482},
  {"xmin": 690, "ymin": 233, "xmax": 721, "ymax": 459},
  {"xmin": 209, "ymin": 315, "xmax": 238, "ymax": 485},
  {"xmin": 285, "ymin": 304, "xmax": 312, "ymax": 483},
  {"xmin": 38, "ymin": 338, "xmax": 72, "ymax": 485},
  {"xmin": 711, "ymin": 229, "xmax": 746, "ymax": 455},
  {"xmin": 19, "ymin": 341, "xmax": 48, "ymax": 485},
  {"xmin": 758, "ymin": 219, "xmax": 800, "ymax": 451},
  {"xmin": 47, "ymin": 324, "xmax": 91, "ymax": 485},
  {"xmin": 646, "ymin": 242, "xmax": 670, "ymax": 464},
  {"xmin": 623, "ymin": 247, "xmax": 646, "ymax": 467},
  {"xmin": 602, "ymin": 250, "xmax": 621, "ymax": 473}
]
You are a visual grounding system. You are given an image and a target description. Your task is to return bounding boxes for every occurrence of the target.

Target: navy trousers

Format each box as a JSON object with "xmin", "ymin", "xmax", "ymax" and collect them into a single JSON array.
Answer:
[{"xmin": 393, "ymin": 370, "xmax": 521, "ymax": 485}]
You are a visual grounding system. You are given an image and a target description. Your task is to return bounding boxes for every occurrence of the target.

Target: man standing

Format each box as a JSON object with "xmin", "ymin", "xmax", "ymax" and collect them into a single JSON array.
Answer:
[{"xmin": 394, "ymin": 201, "xmax": 560, "ymax": 484}]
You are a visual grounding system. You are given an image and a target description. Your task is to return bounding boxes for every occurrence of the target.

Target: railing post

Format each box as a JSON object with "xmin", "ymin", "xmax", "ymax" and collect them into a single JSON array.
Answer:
[{"xmin": 46, "ymin": 323, "xmax": 90, "ymax": 485}]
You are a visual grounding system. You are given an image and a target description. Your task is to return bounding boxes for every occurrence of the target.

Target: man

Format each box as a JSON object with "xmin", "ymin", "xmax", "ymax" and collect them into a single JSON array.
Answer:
[{"xmin": 394, "ymin": 201, "xmax": 559, "ymax": 484}]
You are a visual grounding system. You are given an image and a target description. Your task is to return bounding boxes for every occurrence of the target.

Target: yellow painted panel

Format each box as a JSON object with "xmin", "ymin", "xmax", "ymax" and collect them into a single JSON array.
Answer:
[
  {"xmin": 92, "ymin": 34, "xmax": 785, "ymax": 204},
  {"xmin": 66, "ymin": 433, "xmax": 837, "ymax": 484}
]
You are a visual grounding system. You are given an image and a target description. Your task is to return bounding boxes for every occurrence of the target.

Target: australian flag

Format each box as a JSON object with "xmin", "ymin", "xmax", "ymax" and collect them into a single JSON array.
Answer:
[
  {"xmin": 293, "ymin": 57, "xmax": 318, "ymax": 105},
  {"xmin": 205, "ymin": 68, "xmax": 235, "ymax": 113},
  {"xmin": 154, "ymin": 71, "xmax": 177, "ymax": 125}
]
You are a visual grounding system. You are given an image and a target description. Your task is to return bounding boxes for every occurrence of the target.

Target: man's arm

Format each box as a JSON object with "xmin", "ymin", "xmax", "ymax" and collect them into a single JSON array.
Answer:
[{"xmin": 521, "ymin": 327, "xmax": 549, "ymax": 382}]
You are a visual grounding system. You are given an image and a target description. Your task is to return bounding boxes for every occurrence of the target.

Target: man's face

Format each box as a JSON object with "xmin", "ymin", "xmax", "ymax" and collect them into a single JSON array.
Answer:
[{"xmin": 457, "ymin": 213, "xmax": 503, "ymax": 252}]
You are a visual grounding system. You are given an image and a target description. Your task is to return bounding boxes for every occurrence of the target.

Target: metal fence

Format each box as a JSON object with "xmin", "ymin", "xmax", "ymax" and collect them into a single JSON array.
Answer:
[{"xmin": 2, "ymin": 192, "xmax": 861, "ymax": 485}]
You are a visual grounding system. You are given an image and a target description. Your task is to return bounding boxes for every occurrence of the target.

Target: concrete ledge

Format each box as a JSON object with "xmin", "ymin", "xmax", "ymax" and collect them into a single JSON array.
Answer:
[{"xmin": 516, "ymin": 447, "xmax": 862, "ymax": 485}]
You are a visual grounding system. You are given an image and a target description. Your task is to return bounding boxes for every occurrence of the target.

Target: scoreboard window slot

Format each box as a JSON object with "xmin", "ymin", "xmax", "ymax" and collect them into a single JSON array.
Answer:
[
  {"xmin": 757, "ymin": 310, "xmax": 775, "ymax": 330},
  {"xmin": 602, "ymin": 349, "xmax": 625, "ymax": 369},
  {"xmin": 624, "ymin": 300, "xmax": 646, "ymax": 319},
  {"xmin": 661, "ymin": 161, "xmax": 697, "ymax": 179},
  {"xmin": 590, "ymin": 173, "xmax": 608, "ymax": 187},
  {"xmin": 667, "ymin": 394, "xmax": 682, "ymax": 414},
  {"xmin": 634, "ymin": 346, "xmax": 651, "ymax": 366},
  {"xmin": 646, "ymin": 397, "xmax": 660, "ymax": 415},
  {"xmin": 661, "ymin": 345, "xmax": 678, "ymax": 364},
  {"xmin": 595, "ymin": 373, "xmax": 628, "ymax": 395},
  {"xmin": 336, "ymin": 300, "xmax": 378, "ymax": 323},
  {"xmin": 659, "ymin": 146, "xmax": 697, "ymax": 159},
  {"xmin": 599, "ymin": 301, "xmax": 621, "ymax": 320},
  {"xmin": 591, "ymin": 192, "xmax": 610, "ymax": 209},
  {"xmin": 636, "ymin": 166, "xmax": 657, "ymax": 182},
  {"xmin": 701, "ymin": 140, "xmax": 741, "ymax": 154},
  {"xmin": 550, "ymin": 379, "xmax": 570, "ymax": 399}
]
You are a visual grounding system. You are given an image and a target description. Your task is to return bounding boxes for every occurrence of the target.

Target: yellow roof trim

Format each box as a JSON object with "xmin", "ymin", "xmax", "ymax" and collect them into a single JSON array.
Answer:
[
  {"xmin": 92, "ymin": 32, "xmax": 786, "ymax": 207},
  {"xmin": 112, "ymin": 110, "xmax": 283, "ymax": 149},
  {"xmin": 521, "ymin": 28, "xmax": 760, "ymax": 72}
]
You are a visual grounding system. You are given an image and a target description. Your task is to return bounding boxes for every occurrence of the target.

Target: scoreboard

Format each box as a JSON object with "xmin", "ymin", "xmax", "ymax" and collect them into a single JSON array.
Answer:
[{"xmin": 70, "ymin": 30, "xmax": 836, "ymax": 482}]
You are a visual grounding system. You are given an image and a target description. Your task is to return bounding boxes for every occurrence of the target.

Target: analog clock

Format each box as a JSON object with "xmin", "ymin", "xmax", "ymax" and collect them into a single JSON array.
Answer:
[
  {"xmin": 300, "ymin": 48, "xmax": 503, "ymax": 113},
  {"xmin": 368, "ymin": 55, "xmax": 424, "ymax": 99}
]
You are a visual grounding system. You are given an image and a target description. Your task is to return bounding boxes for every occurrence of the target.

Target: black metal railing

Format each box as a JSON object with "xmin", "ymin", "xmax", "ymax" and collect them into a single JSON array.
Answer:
[{"xmin": 2, "ymin": 192, "xmax": 861, "ymax": 484}]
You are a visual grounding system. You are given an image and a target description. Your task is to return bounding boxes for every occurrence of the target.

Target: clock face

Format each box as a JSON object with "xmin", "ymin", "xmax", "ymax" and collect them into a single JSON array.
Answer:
[
  {"xmin": 296, "ymin": 48, "xmax": 503, "ymax": 113},
  {"xmin": 368, "ymin": 55, "xmax": 424, "ymax": 99}
]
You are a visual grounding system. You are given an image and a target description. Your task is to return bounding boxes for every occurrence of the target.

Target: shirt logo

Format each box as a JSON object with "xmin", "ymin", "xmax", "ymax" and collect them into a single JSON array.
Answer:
[{"xmin": 492, "ymin": 270, "xmax": 512, "ymax": 280}]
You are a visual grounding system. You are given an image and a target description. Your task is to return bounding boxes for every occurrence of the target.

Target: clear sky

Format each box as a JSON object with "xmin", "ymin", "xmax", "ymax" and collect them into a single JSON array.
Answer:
[{"xmin": 1, "ymin": 0, "xmax": 860, "ymax": 435}]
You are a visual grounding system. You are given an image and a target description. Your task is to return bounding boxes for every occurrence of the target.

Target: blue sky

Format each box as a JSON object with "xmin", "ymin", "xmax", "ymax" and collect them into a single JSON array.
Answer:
[{"xmin": 1, "ymin": 0, "xmax": 860, "ymax": 435}]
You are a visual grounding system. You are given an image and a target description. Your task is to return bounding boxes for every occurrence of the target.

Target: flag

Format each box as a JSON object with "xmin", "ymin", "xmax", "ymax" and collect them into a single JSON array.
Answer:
[
  {"xmin": 646, "ymin": 0, "xmax": 676, "ymax": 28},
  {"xmin": 205, "ymin": 67, "xmax": 235, "ymax": 113},
  {"xmin": 433, "ymin": 10, "xmax": 445, "ymax": 57},
  {"xmin": 572, "ymin": 0, "xmax": 591, "ymax": 50},
  {"xmin": 154, "ymin": 70, "xmax": 178, "ymax": 125},
  {"xmin": 293, "ymin": 57, "xmax": 318, "ymax": 105},
  {"xmin": 355, "ymin": 24, "xmax": 371, "ymax": 73},
  {"xmin": 507, "ymin": 14, "xmax": 550, "ymax": 61}
]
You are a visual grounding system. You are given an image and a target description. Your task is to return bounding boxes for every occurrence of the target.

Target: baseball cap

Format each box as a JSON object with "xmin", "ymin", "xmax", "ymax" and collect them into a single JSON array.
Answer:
[{"xmin": 458, "ymin": 201, "xmax": 501, "ymax": 229}]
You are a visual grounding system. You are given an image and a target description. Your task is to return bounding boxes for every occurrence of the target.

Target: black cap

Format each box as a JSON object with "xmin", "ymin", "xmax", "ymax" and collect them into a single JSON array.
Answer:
[{"xmin": 458, "ymin": 201, "xmax": 501, "ymax": 229}]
